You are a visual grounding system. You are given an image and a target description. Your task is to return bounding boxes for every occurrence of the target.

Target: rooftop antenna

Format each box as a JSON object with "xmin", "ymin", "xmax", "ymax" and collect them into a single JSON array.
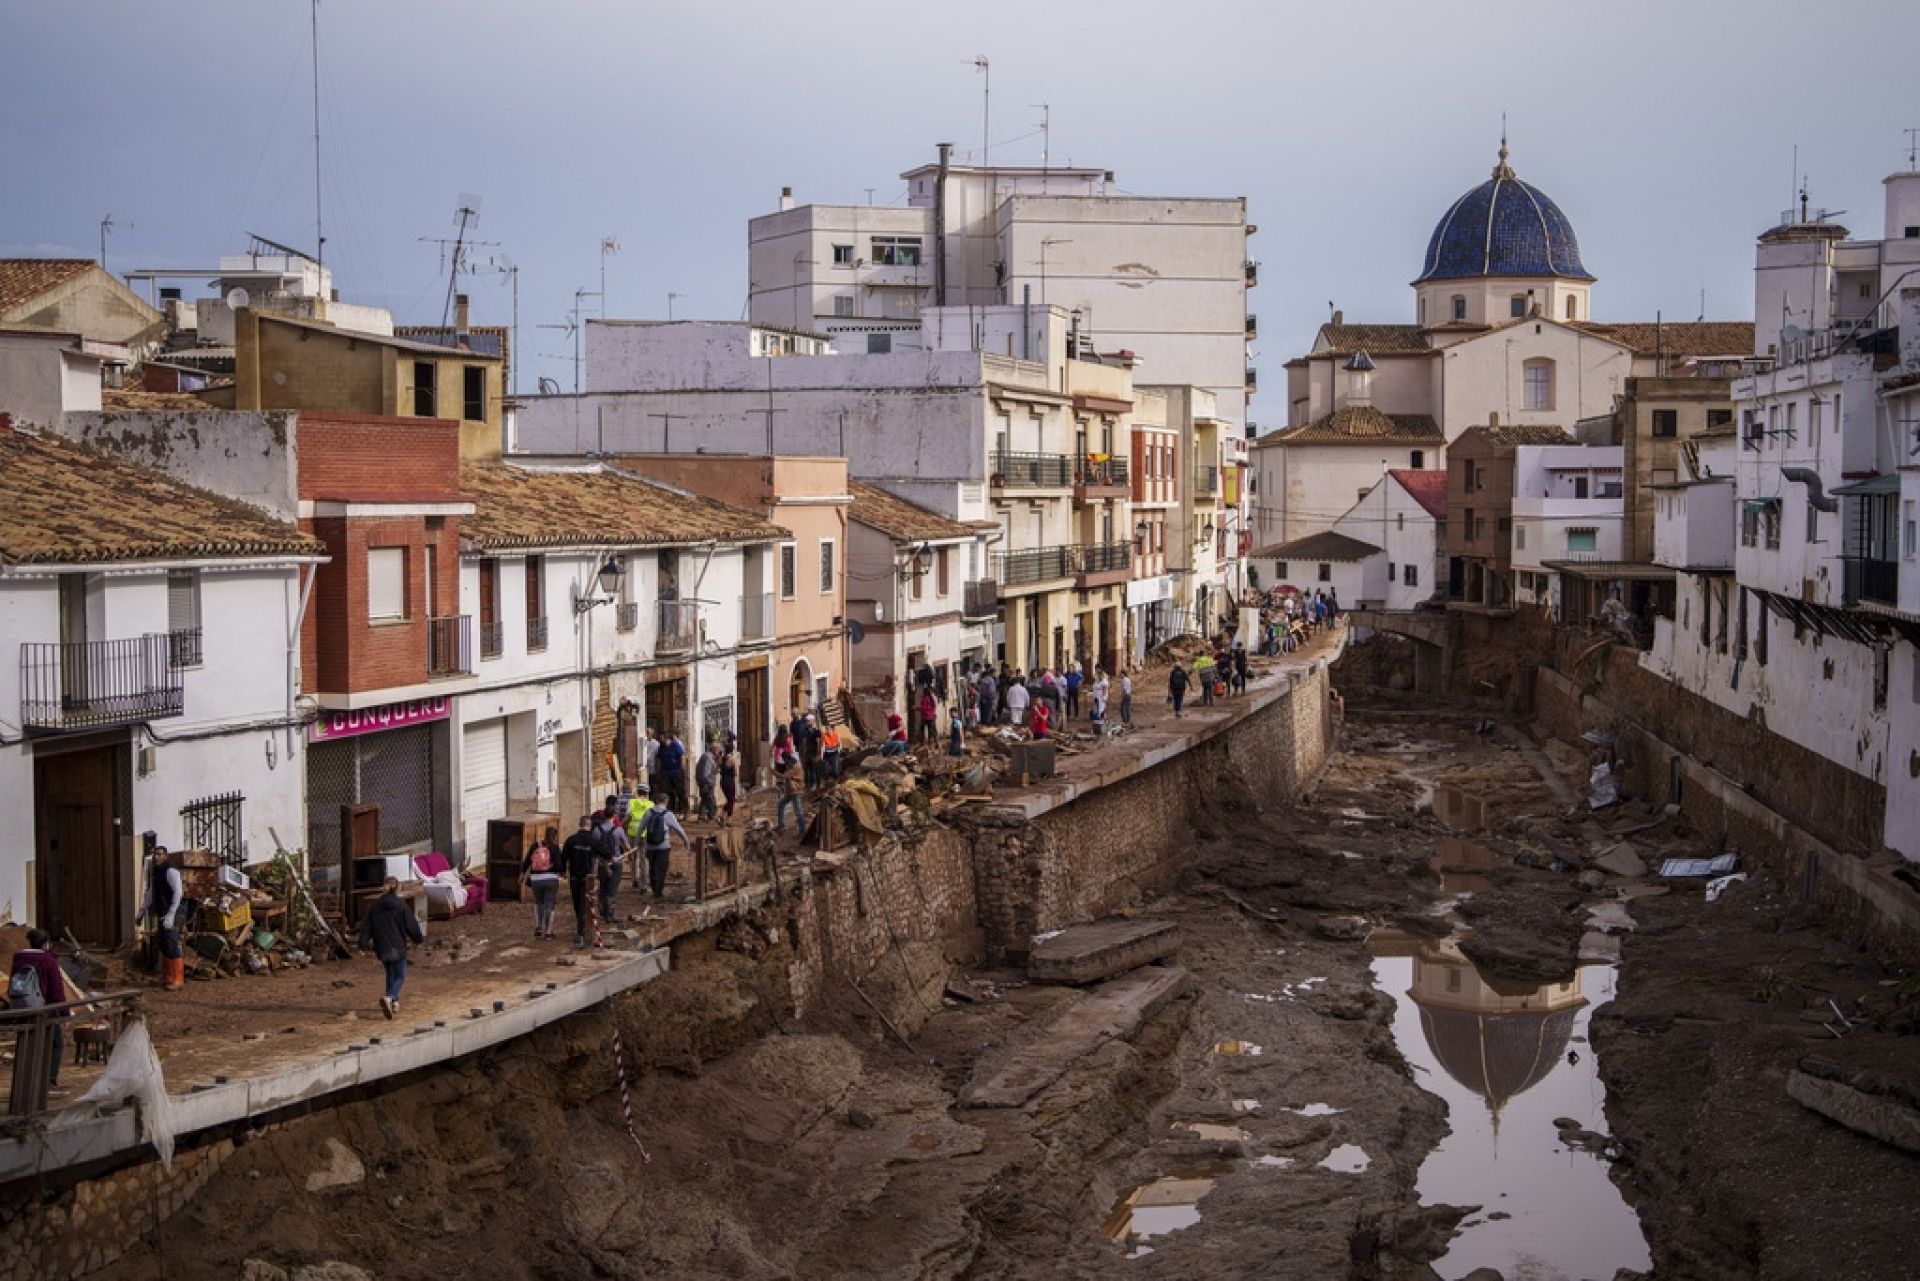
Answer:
[
  {"xmin": 1698, "ymin": 286, "xmax": 1706, "ymax": 323},
  {"xmin": 969, "ymin": 56, "xmax": 990, "ymax": 164},
  {"xmin": 1907, "ymin": 128, "xmax": 1919, "ymax": 172},
  {"xmin": 440, "ymin": 194, "xmax": 482, "ymax": 328},
  {"xmin": 98, "ymin": 214, "xmax": 114, "ymax": 272},
  {"xmin": 1033, "ymin": 102, "xmax": 1051, "ymax": 173},
  {"xmin": 599, "ymin": 237, "xmax": 621, "ymax": 318},
  {"xmin": 863, "ymin": 187, "xmax": 876, "ymax": 206},
  {"xmin": 311, "ymin": 0, "xmax": 324, "ymax": 268},
  {"xmin": 475, "ymin": 252, "xmax": 519, "ymax": 395},
  {"xmin": 1790, "ymin": 144, "xmax": 1798, "ymax": 221},
  {"xmin": 667, "ymin": 291, "xmax": 683, "ymax": 321}
]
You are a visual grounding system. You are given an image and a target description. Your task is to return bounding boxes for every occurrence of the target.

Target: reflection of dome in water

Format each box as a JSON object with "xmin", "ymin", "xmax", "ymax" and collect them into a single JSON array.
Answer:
[{"xmin": 1408, "ymin": 950, "xmax": 1585, "ymax": 1111}]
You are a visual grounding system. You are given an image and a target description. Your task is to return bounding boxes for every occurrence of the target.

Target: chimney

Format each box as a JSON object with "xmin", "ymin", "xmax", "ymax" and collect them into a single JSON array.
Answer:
[
  {"xmin": 934, "ymin": 144, "xmax": 952, "ymax": 308},
  {"xmin": 455, "ymin": 293, "xmax": 470, "ymax": 338},
  {"xmin": 1488, "ymin": 411, "xmax": 1501, "ymax": 427},
  {"xmin": 1331, "ymin": 309, "xmax": 1343, "ymax": 327},
  {"xmin": 779, "ymin": 185, "xmax": 794, "ymax": 212}
]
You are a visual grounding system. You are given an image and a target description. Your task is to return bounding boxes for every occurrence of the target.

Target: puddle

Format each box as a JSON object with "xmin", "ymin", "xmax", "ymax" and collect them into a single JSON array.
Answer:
[
  {"xmin": 1245, "ymin": 976, "xmax": 1326, "ymax": 1004},
  {"xmin": 1369, "ymin": 941, "xmax": 1651, "ymax": 1280},
  {"xmin": 1101, "ymin": 1170, "xmax": 1219, "ymax": 1258},
  {"xmin": 1254, "ymin": 1155, "xmax": 1296, "ymax": 1169},
  {"xmin": 1232, "ymin": 1098, "xmax": 1262, "ymax": 1114},
  {"xmin": 1431, "ymin": 785, "xmax": 1489, "ymax": 833},
  {"xmin": 1284, "ymin": 1102, "xmax": 1343, "ymax": 1117},
  {"xmin": 1174, "ymin": 1122, "xmax": 1251, "ymax": 1142},
  {"xmin": 1318, "ymin": 1144, "xmax": 1371, "ymax": 1173},
  {"xmin": 1431, "ymin": 836, "xmax": 1503, "ymax": 895},
  {"xmin": 1212, "ymin": 1040, "xmax": 1264, "ymax": 1056}
]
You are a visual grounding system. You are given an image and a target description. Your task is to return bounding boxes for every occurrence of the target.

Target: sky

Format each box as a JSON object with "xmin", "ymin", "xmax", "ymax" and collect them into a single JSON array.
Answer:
[{"xmin": 7, "ymin": 0, "xmax": 1920, "ymax": 420}]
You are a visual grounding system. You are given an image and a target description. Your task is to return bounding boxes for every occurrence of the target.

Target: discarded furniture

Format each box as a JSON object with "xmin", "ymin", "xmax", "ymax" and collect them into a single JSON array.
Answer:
[
  {"xmin": 412, "ymin": 852, "xmax": 488, "ymax": 920},
  {"xmin": 486, "ymin": 812, "xmax": 560, "ymax": 902}
]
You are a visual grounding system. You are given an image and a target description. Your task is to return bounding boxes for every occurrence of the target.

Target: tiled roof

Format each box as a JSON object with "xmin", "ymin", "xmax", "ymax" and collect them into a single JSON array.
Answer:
[
  {"xmin": 0, "ymin": 260, "xmax": 95, "ymax": 314},
  {"xmin": 847, "ymin": 481, "xmax": 973, "ymax": 543},
  {"xmin": 1265, "ymin": 406, "xmax": 1443, "ymax": 446},
  {"xmin": 459, "ymin": 461, "xmax": 786, "ymax": 551},
  {"xmin": 1416, "ymin": 154, "xmax": 1594, "ymax": 283},
  {"xmin": 1315, "ymin": 324, "xmax": 1431, "ymax": 355},
  {"xmin": 1579, "ymin": 321, "xmax": 1754, "ymax": 358},
  {"xmin": 1463, "ymin": 424, "xmax": 1574, "ymax": 448},
  {"xmin": 0, "ymin": 425, "xmax": 323, "ymax": 565},
  {"xmin": 1389, "ymin": 468, "xmax": 1447, "ymax": 519},
  {"xmin": 101, "ymin": 387, "xmax": 215, "ymax": 411},
  {"xmin": 1250, "ymin": 530, "xmax": 1381, "ymax": 562}
]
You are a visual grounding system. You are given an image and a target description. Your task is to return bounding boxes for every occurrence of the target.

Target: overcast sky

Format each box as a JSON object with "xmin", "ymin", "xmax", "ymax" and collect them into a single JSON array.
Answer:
[{"xmin": 7, "ymin": 0, "xmax": 1919, "ymax": 419}]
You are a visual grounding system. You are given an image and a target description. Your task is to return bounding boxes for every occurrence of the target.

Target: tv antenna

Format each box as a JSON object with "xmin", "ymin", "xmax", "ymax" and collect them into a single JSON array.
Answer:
[
  {"xmin": 1907, "ymin": 128, "xmax": 1919, "ymax": 171},
  {"xmin": 99, "ymin": 214, "xmax": 114, "ymax": 272},
  {"xmin": 311, "ymin": 0, "xmax": 324, "ymax": 267},
  {"xmin": 968, "ymin": 56, "xmax": 990, "ymax": 164},
  {"xmin": 600, "ymin": 237, "xmax": 622, "ymax": 318},
  {"xmin": 440, "ymin": 194, "xmax": 483, "ymax": 328},
  {"xmin": 1033, "ymin": 103, "xmax": 1050, "ymax": 172},
  {"xmin": 666, "ymin": 291, "xmax": 684, "ymax": 321}
]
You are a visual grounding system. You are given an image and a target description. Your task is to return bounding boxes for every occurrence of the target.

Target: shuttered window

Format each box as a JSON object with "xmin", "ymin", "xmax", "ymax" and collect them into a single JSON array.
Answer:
[{"xmin": 368, "ymin": 548, "xmax": 406, "ymax": 620}]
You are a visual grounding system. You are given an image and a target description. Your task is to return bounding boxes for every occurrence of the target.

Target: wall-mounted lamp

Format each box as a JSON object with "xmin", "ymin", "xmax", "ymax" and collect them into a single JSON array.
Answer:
[
  {"xmin": 899, "ymin": 542, "xmax": 934, "ymax": 580},
  {"xmin": 573, "ymin": 557, "xmax": 625, "ymax": 614}
]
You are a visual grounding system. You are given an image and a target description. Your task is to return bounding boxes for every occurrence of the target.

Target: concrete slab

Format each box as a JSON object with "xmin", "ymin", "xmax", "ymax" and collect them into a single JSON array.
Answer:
[
  {"xmin": 1028, "ymin": 919, "xmax": 1180, "ymax": 985},
  {"xmin": 960, "ymin": 965, "xmax": 1190, "ymax": 1109}
]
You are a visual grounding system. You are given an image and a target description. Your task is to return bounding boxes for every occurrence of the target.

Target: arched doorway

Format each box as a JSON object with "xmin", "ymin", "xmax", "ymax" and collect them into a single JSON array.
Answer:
[{"xmin": 788, "ymin": 657, "xmax": 814, "ymax": 721}]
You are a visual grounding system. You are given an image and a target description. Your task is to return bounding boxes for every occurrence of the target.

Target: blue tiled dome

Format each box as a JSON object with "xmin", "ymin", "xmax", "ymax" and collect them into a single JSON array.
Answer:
[{"xmin": 1416, "ymin": 146, "xmax": 1593, "ymax": 284}]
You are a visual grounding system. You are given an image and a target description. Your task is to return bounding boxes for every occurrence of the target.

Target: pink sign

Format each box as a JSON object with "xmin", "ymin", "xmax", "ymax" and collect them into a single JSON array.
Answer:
[{"xmin": 309, "ymin": 696, "xmax": 450, "ymax": 742}]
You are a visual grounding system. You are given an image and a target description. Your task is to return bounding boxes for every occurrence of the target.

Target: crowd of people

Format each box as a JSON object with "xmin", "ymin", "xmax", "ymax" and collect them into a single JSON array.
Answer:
[{"xmin": 1255, "ymin": 586, "xmax": 1341, "ymax": 657}]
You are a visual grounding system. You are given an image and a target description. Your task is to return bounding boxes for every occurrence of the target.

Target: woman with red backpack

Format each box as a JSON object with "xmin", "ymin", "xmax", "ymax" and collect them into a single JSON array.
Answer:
[{"xmin": 522, "ymin": 826, "xmax": 562, "ymax": 939}]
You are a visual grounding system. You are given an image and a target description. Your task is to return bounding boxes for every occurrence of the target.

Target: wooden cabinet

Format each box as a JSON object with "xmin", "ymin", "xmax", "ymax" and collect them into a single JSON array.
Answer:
[{"xmin": 486, "ymin": 812, "xmax": 559, "ymax": 902}]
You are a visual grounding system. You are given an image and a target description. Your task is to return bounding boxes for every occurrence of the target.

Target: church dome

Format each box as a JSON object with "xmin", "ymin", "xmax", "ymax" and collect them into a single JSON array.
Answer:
[{"xmin": 1416, "ymin": 143, "xmax": 1593, "ymax": 284}]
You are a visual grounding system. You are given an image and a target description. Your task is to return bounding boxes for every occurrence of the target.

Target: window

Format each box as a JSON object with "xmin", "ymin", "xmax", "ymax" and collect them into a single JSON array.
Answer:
[
  {"xmin": 1523, "ymin": 358, "xmax": 1555, "ymax": 411},
  {"xmin": 1904, "ymin": 500, "xmax": 1916, "ymax": 558},
  {"xmin": 1403, "ymin": 564, "xmax": 1418, "ymax": 586},
  {"xmin": 910, "ymin": 554, "xmax": 924, "ymax": 601},
  {"xmin": 412, "ymin": 361, "xmax": 436, "ymax": 417},
  {"xmin": 1510, "ymin": 294, "xmax": 1529, "ymax": 318},
  {"xmin": 525, "ymin": 555, "xmax": 546, "ymax": 650},
  {"xmin": 1808, "ymin": 398, "xmax": 1823, "ymax": 438},
  {"xmin": 870, "ymin": 236, "xmax": 922, "ymax": 266},
  {"xmin": 368, "ymin": 547, "xmax": 406, "ymax": 620},
  {"xmin": 1497, "ymin": 516, "xmax": 1512, "ymax": 536},
  {"xmin": 1565, "ymin": 295, "xmax": 1578, "ymax": 320},
  {"xmin": 1741, "ymin": 505, "xmax": 1759, "ymax": 547},
  {"xmin": 1573, "ymin": 476, "xmax": 1590, "ymax": 499},
  {"xmin": 832, "ymin": 295, "xmax": 855, "ymax": 318},
  {"xmin": 180, "ymin": 792, "xmax": 245, "ymax": 868},
  {"xmin": 1317, "ymin": 563, "xmax": 1332, "ymax": 582},
  {"xmin": 1786, "ymin": 402, "xmax": 1798, "ymax": 440},
  {"xmin": 936, "ymin": 546, "xmax": 950, "ymax": 596},
  {"xmin": 1515, "ymin": 524, "xmax": 1526, "ymax": 549},
  {"xmin": 1706, "ymin": 409, "xmax": 1733, "ymax": 431},
  {"xmin": 831, "ymin": 243, "xmax": 854, "ymax": 265},
  {"xmin": 1566, "ymin": 527, "xmax": 1598, "ymax": 553},
  {"xmin": 1736, "ymin": 588, "xmax": 1749, "ymax": 661},
  {"xmin": 1397, "ymin": 512, "xmax": 1405, "ymax": 531},
  {"xmin": 1409, "ymin": 449, "xmax": 1424, "ymax": 469},
  {"xmin": 462, "ymin": 365, "xmax": 485, "ymax": 420},
  {"xmin": 779, "ymin": 543, "xmax": 797, "ymax": 598},
  {"xmin": 1275, "ymin": 561, "xmax": 1288, "ymax": 579},
  {"xmin": 1457, "ymin": 458, "xmax": 1472, "ymax": 491},
  {"xmin": 1387, "ymin": 562, "xmax": 1396, "ymax": 580},
  {"xmin": 819, "ymin": 538, "xmax": 835, "ymax": 593},
  {"xmin": 1452, "ymin": 295, "xmax": 1467, "ymax": 321},
  {"xmin": 1807, "ymin": 501, "xmax": 1819, "ymax": 544},
  {"xmin": 1763, "ymin": 505, "xmax": 1781, "ymax": 550},
  {"xmin": 1463, "ymin": 507, "xmax": 1475, "ymax": 540},
  {"xmin": 867, "ymin": 332, "xmax": 892, "ymax": 354},
  {"xmin": 167, "ymin": 569, "xmax": 203, "ymax": 666},
  {"xmin": 1742, "ymin": 409, "xmax": 1761, "ymax": 446},
  {"xmin": 1651, "ymin": 409, "xmax": 1678, "ymax": 438},
  {"xmin": 1599, "ymin": 479, "xmax": 1623, "ymax": 499}
]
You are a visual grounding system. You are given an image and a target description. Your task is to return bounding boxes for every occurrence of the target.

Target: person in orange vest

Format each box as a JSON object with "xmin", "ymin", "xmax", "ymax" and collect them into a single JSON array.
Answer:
[{"xmin": 820, "ymin": 723, "xmax": 842, "ymax": 780}]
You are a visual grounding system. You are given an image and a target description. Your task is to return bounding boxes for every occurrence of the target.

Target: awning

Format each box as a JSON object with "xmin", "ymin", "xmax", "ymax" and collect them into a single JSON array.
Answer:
[
  {"xmin": 1541, "ymin": 560, "xmax": 1676, "ymax": 582},
  {"xmin": 1742, "ymin": 497, "xmax": 1781, "ymax": 513},
  {"xmin": 1830, "ymin": 474, "xmax": 1899, "ymax": 497}
]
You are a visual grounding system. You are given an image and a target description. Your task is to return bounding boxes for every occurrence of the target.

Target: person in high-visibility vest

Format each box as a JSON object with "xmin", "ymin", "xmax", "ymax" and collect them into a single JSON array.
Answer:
[
  {"xmin": 625, "ymin": 785, "xmax": 654, "ymax": 835},
  {"xmin": 820, "ymin": 724, "xmax": 842, "ymax": 780}
]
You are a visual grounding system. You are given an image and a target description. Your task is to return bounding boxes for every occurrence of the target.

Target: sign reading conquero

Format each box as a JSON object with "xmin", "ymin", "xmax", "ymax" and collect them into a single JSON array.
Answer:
[{"xmin": 308, "ymin": 696, "xmax": 451, "ymax": 742}]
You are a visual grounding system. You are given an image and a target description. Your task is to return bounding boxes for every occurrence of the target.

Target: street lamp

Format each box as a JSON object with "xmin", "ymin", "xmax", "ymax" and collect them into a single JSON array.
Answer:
[
  {"xmin": 573, "ymin": 557, "xmax": 624, "ymax": 614},
  {"xmin": 900, "ymin": 542, "xmax": 934, "ymax": 580}
]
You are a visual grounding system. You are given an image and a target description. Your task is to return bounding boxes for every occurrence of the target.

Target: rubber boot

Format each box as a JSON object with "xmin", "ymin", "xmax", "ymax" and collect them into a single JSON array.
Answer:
[{"xmin": 165, "ymin": 955, "xmax": 186, "ymax": 990}]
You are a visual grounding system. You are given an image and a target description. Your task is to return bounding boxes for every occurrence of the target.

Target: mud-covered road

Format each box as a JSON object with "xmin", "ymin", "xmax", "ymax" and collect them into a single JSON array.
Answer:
[{"xmin": 87, "ymin": 693, "xmax": 1918, "ymax": 1281}]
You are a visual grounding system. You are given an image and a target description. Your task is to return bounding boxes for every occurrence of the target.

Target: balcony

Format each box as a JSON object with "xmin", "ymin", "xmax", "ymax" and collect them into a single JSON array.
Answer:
[
  {"xmin": 1244, "ymin": 260, "xmax": 1259, "ymax": 287},
  {"xmin": 991, "ymin": 450, "xmax": 1073, "ymax": 490},
  {"xmin": 616, "ymin": 601, "xmax": 640, "ymax": 632},
  {"xmin": 1193, "ymin": 465, "xmax": 1220, "ymax": 497},
  {"xmin": 526, "ymin": 615, "xmax": 549, "ymax": 652},
  {"xmin": 741, "ymin": 591, "xmax": 773, "ymax": 640},
  {"xmin": 1073, "ymin": 541, "xmax": 1133, "ymax": 588},
  {"xmin": 658, "ymin": 600, "xmax": 699, "ymax": 653},
  {"xmin": 962, "ymin": 578, "xmax": 999, "ymax": 619},
  {"xmin": 167, "ymin": 627, "xmax": 203, "ymax": 668},
  {"xmin": 479, "ymin": 619, "xmax": 504, "ymax": 660},
  {"xmin": 993, "ymin": 546, "xmax": 1075, "ymax": 588},
  {"xmin": 1073, "ymin": 455, "xmax": 1130, "ymax": 501},
  {"xmin": 1245, "ymin": 313, "xmax": 1258, "ymax": 339},
  {"xmin": 20, "ymin": 634, "xmax": 184, "ymax": 732},
  {"xmin": 1844, "ymin": 557, "xmax": 1899, "ymax": 607},
  {"xmin": 427, "ymin": 615, "xmax": 473, "ymax": 676}
]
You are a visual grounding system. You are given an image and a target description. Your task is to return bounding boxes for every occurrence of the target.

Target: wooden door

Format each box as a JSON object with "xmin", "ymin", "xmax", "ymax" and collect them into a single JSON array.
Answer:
[
  {"xmin": 34, "ymin": 746, "xmax": 120, "ymax": 945},
  {"xmin": 735, "ymin": 667, "xmax": 767, "ymax": 781}
]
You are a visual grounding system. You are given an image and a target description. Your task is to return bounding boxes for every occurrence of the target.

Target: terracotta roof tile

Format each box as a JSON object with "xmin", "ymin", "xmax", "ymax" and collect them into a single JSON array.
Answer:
[
  {"xmin": 1389, "ymin": 468, "xmax": 1447, "ymax": 519},
  {"xmin": 1461, "ymin": 424, "xmax": 1574, "ymax": 448},
  {"xmin": 0, "ymin": 425, "xmax": 323, "ymax": 565},
  {"xmin": 1578, "ymin": 321, "xmax": 1755, "ymax": 358},
  {"xmin": 1265, "ymin": 406, "xmax": 1443, "ymax": 447},
  {"xmin": 1315, "ymin": 324, "xmax": 1432, "ymax": 355},
  {"xmin": 459, "ymin": 461, "xmax": 786, "ymax": 552},
  {"xmin": 101, "ymin": 387, "xmax": 215, "ymax": 411},
  {"xmin": 847, "ymin": 481, "xmax": 973, "ymax": 543},
  {"xmin": 0, "ymin": 260, "xmax": 95, "ymax": 314},
  {"xmin": 1250, "ymin": 530, "xmax": 1381, "ymax": 561}
]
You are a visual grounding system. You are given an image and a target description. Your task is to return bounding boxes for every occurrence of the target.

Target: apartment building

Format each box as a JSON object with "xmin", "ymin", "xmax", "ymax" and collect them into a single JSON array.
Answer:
[
  {"xmin": 1444, "ymin": 423, "xmax": 1573, "ymax": 610},
  {"xmin": 1509, "ymin": 444, "xmax": 1625, "ymax": 611}
]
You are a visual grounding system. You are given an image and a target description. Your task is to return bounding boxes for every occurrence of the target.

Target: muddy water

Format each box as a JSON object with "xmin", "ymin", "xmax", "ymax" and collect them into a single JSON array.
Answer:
[{"xmin": 1370, "ymin": 948, "xmax": 1651, "ymax": 1280}]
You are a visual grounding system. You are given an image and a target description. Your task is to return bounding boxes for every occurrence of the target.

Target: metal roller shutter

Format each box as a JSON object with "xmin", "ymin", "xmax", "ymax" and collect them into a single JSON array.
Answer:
[{"xmin": 461, "ymin": 718, "xmax": 507, "ymax": 859}]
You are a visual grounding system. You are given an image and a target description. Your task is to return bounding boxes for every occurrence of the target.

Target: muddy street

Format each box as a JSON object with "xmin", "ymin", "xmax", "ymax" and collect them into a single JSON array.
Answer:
[{"xmin": 84, "ymin": 691, "xmax": 1918, "ymax": 1281}]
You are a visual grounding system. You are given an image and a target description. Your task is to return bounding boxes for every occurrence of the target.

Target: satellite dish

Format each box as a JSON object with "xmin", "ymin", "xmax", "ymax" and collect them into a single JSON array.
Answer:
[
  {"xmin": 1781, "ymin": 324, "xmax": 1803, "ymax": 343},
  {"xmin": 225, "ymin": 286, "xmax": 251, "ymax": 310},
  {"xmin": 845, "ymin": 619, "xmax": 867, "ymax": 645}
]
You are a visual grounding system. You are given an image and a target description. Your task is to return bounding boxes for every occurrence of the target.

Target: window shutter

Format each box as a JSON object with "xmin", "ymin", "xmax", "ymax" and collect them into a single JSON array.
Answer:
[{"xmin": 168, "ymin": 570, "xmax": 200, "ymax": 632}]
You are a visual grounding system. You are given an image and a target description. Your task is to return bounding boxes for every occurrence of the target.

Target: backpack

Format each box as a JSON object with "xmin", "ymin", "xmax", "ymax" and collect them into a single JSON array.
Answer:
[
  {"xmin": 643, "ymin": 806, "xmax": 669, "ymax": 847},
  {"xmin": 7, "ymin": 963, "xmax": 45, "ymax": 1009},
  {"xmin": 529, "ymin": 842, "xmax": 553, "ymax": 874}
]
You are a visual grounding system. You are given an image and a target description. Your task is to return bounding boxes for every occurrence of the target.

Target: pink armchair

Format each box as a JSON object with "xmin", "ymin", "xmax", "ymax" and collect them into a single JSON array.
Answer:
[{"xmin": 411, "ymin": 852, "xmax": 488, "ymax": 920}]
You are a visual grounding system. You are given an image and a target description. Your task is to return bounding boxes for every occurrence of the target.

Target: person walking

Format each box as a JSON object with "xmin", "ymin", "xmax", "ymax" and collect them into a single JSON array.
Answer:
[
  {"xmin": 521, "ymin": 826, "xmax": 562, "ymax": 939},
  {"xmin": 1064, "ymin": 663, "xmax": 1083, "ymax": 718},
  {"xmin": 636, "ymin": 798, "xmax": 692, "ymax": 907},
  {"xmin": 917, "ymin": 687, "xmax": 940, "ymax": 746},
  {"xmin": 719, "ymin": 736, "xmax": 741, "ymax": 822},
  {"xmin": 139, "ymin": 844, "xmax": 185, "ymax": 990},
  {"xmin": 560, "ymin": 815, "xmax": 601, "ymax": 949},
  {"xmin": 659, "ymin": 732, "xmax": 688, "ymax": 814},
  {"xmin": 358, "ymin": 878, "xmax": 424, "ymax": 1019},
  {"xmin": 643, "ymin": 727, "xmax": 663, "ymax": 801},
  {"xmin": 1168, "ymin": 662, "xmax": 1190, "ymax": 718},
  {"xmin": 1194, "ymin": 651, "xmax": 1216, "ymax": 706},
  {"xmin": 948, "ymin": 706, "xmax": 966, "ymax": 756},
  {"xmin": 1233, "ymin": 645, "xmax": 1250, "ymax": 694},
  {"xmin": 801, "ymin": 715, "xmax": 825, "ymax": 788},
  {"xmin": 976, "ymin": 668, "xmax": 998, "ymax": 728},
  {"xmin": 6, "ymin": 928, "xmax": 69, "ymax": 1095},
  {"xmin": 1119, "ymin": 671, "xmax": 1134, "ymax": 726},
  {"xmin": 1005, "ymin": 674, "xmax": 1030, "ymax": 728},
  {"xmin": 776, "ymin": 751, "xmax": 809, "ymax": 833},
  {"xmin": 594, "ymin": 798, "xmax": 628, "ymax": 926},
  {"xmin": 695, "ymin": 742, "xmax": 720, "ymax": 821}
]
